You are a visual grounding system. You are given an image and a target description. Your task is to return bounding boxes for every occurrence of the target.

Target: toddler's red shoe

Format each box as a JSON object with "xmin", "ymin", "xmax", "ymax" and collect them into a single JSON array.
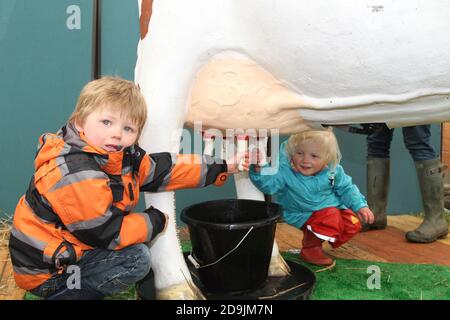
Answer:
[{"xmin": 300, "ymin": 228, "xmax": 334, "ymax": 266}]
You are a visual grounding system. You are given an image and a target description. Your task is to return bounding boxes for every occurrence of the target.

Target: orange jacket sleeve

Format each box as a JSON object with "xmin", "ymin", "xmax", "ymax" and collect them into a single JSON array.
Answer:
[{"xmin": 138, "ymin": 152, "xmax": 228, "ymax": 192}]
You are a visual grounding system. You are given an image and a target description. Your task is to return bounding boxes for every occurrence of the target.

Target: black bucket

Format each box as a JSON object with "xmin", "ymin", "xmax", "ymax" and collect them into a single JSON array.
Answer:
[{"xmin": 180, "ymin": 199, "xmax": 282, "ymax": 293}]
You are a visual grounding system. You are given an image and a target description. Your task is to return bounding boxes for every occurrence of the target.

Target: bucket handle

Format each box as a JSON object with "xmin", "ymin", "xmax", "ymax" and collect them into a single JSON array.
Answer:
[{"xmin": 187, "ymin": 226, "xmax": 254, "ymax": 270}]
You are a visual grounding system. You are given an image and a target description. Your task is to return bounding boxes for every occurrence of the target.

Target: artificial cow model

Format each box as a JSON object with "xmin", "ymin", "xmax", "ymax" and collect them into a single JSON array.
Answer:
[{"xmin": 135, "ymin": 0, "xmax": 450, "ymax": 299}]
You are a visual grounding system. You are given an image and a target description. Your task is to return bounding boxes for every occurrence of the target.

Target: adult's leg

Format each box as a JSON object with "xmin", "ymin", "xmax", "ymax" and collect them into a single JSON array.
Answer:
[
  {"xmin": 364, "ymin": 126, "xmax": 394, "ymax": 231},
  {"xmin": 403, "ymin": 125, "xmax": 448, "ymax": 242},
  {"xmin": 402, "ymin": 125, "xmax": 436, "ymax": 161}
]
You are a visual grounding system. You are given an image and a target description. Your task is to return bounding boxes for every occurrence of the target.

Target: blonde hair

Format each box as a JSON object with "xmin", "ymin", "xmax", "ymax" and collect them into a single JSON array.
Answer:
[
  {"xmin": 68, "ymin": 76, "xmax": 148, "ymax": 139},
  {"xmin": 286, "ymin": 127, "xmax": 342, "ymax": 170}
]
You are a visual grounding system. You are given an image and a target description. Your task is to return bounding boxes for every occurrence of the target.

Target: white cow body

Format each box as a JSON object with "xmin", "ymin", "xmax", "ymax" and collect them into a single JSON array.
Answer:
[{"xmin": 135, "ymin": 0, "xmax": 450, "ymax": 299}]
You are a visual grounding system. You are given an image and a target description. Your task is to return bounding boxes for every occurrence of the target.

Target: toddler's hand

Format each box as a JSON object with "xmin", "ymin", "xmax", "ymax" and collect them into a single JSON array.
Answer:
[
  {"xmin": 250, "ymin": 148, "xmax": 266, "ymax": 172},
  {"xmin": 357, "ymin": 207, "xmax": 374, "ymax": 224}
]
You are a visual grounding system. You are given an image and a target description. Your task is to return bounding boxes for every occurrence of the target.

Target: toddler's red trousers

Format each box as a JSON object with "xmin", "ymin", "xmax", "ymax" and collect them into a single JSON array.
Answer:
[{"xmin": 303, "ymin": 207, "xmax": 362, "ymax": 248}]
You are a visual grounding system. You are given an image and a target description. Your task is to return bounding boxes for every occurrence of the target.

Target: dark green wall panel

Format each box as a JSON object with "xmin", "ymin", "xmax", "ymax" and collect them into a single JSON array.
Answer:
[{"xmin": 0, "ymin": 0, "xmax": 92, "ymax": 218}]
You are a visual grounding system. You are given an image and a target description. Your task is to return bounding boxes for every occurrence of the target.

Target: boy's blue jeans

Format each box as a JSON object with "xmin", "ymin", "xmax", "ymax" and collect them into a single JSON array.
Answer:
[
  {"xmin": 367, "ymin": 125, "xmax": 437, "ymax": 161},
  {"xmin": 30, "ymin": 243, "xmax": 151, "ymax": 299}
]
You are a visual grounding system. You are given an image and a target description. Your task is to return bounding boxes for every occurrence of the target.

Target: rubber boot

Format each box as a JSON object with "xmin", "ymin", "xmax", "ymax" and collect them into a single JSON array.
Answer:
[
  {"xmin": 300, "ymin": 228, "xmax": 333, "ymax": 266},
  {"xmin": 406, "ymin": 159, "xmax": 449, "ymax": 243},
  {"xmin": 135, "ymin": 269, "xmax": 156, "ymax": 300},
  {"xmin": 46, "ymin": 287, "xmax": 104, "ymax": 300},
  {"xmin": 362, "ymin": 157, "xmax": 389, "ymax": 231}
]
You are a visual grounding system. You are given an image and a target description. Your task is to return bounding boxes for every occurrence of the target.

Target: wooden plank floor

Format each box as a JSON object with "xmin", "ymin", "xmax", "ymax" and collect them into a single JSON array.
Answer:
[{"xmin": 1, "ymin": 215, "xmax": 449, "ymax": 300}]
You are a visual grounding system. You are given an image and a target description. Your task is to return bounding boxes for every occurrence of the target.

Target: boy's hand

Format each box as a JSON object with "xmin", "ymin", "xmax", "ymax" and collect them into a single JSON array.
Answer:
[
  {"xmin": 357, "ymin": 207, "xmax": 374, "ymax": 224},
  {"xmin": 227, "ymin": 152, "xmax": 250, "ymax": 173},
  {"xmin": 144, "ymin": 207, "xmax": 169, "ymax": 243}
]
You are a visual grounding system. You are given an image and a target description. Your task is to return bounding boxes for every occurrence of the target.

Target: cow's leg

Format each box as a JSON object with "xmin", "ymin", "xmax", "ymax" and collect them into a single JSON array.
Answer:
[
  {"xmin": 139, "ymin": 119, "xmax": 204, "ymax": 299},
  {"xmin": 143, "ymin": 192, "xmax": 204, "ymax": 299},
  {"xmin": 137, "ymin": 100, "xmax": 204, "ymax": 299},
  {"xmin": 136, "ymin": 57, "xmax": 206, "ymax": 300},
  {"xmin": 232, "ymin": 136, "xmax": 291, "ymax": 277},
  {"xmin": 139, "ymin": 123, "xmax": 204, "ymax": 299}
]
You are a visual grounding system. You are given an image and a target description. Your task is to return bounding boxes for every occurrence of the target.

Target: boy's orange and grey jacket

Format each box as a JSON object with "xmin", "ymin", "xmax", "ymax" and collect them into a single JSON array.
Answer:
[{"xmin": 9, "ymin": 123, "xmax": 228, "ymax": 290}]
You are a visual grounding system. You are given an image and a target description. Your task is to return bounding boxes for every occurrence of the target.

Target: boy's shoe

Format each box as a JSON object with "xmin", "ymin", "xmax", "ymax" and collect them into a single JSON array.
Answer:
[{"xmin": 135, "ymin": 269, "xmax": 156, "ymax": 300}]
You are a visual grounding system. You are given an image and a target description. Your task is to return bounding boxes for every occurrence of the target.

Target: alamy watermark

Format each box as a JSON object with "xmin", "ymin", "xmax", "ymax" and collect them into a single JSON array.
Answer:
[
  {"xmin": 66, "ymin": 5, "xmax": 81, "ymax": 30},
  {"xmin": 66, "ymin": 265, "xmax": 81, "ymax": 289},
  {"xmin": 366, "ymin": 265, "xmax": 381, "ymax": 289}
]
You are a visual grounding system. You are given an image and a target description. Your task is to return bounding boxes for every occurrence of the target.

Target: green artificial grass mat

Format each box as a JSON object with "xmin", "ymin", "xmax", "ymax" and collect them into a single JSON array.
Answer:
[
  {"xmin": 282, "ymin": 252, "xmax": 449, "ymax": 300},
  {"xmin": 24, "ymin": 241, "xmax": 449, "ymax": 300}
]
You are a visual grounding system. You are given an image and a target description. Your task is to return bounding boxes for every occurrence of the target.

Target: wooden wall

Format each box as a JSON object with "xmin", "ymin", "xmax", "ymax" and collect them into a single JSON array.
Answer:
[{"xmin": 443, "ymin": 123, "xmax": 450, "ymax": 167}]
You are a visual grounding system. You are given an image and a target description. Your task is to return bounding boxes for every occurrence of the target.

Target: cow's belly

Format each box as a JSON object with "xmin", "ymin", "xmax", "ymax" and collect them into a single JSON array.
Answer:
[{"xmin": 185, "ymin": 53, "xmax": 312, "ymax": 135}]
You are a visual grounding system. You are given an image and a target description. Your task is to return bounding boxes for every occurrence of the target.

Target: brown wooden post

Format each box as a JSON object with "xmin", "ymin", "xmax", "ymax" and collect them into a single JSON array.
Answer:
[
  {"xmin": 92, "ymin": 0, "xmax": 101, "ymax": 80},
  {"xmin": 140, "ymin": 0, "xmax": 153, "ymax": 40},
  {"xmin": 442, "ymin": 123, "xmax": 450, "ymax": 209},
  {"xmin": 442, "ymin": 123, "xmax": 450, "ymax": 165}
]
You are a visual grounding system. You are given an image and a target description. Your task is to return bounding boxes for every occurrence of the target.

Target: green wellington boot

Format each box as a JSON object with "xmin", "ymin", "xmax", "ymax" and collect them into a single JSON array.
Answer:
[
  {"xmin": 406, "ymin": 159, "xmax": 449, "ymax": 243},
  {"xmin": 362, "ymin": 157, "xmax": 389, "ymax": 231}
]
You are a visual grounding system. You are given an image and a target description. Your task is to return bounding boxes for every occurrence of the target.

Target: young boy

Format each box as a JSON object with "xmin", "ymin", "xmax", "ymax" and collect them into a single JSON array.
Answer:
[{"xmin": 9, "ymin": 76, "xmax": 247, "ymax": 299}]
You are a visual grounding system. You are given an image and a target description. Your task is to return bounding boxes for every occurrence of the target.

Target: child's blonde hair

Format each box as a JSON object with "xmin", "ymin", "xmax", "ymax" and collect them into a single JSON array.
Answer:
[
  {"xmin": 68, "ymin": 76, "xmax": 148, "ymax": 139},
  {"xmin": 286, "ymin": 127, "xmax": 342, "ymax": 170}
]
